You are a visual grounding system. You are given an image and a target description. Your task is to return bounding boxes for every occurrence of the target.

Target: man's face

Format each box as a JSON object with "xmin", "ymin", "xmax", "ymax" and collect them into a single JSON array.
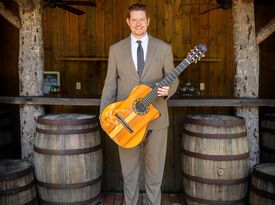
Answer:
[{"xmin": 126, "ymin": 10, "xmax": 150, "ymax": 39}]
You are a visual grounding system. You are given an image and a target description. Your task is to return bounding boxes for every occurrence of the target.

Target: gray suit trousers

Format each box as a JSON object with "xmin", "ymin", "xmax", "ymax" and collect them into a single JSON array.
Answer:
[{"xmin": 118, "ymin": 128, "xmax": 168, "ymax": 205}]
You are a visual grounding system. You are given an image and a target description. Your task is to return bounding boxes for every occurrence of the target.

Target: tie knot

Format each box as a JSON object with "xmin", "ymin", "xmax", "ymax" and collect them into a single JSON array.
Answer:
[{"xmin": 137, "ymin": 40, "xmax": 142, "ymax": 45}]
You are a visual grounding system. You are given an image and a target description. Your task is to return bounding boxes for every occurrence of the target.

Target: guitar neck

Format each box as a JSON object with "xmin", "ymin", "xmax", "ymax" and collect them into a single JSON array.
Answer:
[{"xmin": 143, "ymin": 58, "xmax": 191, "ymax": 105}]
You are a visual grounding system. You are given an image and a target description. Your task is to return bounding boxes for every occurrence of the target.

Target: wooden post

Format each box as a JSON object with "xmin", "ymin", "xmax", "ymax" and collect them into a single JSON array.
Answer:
[
  {"xmin": 232, "ymin": 0, "xmax": 259, "ymax": 169},
  {"xmin": 18, "ymin": 0, "xmax": 44, "ymax": 163}
]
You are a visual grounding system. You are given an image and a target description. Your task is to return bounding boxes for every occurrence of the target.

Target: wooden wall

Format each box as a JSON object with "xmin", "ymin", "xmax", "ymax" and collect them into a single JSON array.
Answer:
[
  {"xmin": 256, "ymin": 4, "xmax": 275, "ymax": 98},
  {"xmin": 42, "ymin": 1, "xmax": 235, "ymax": 192},
  {"xmin": 42, "ymin": 0, "xmax": 235, "ymax": 100},
  {"xmin": 0, "ymin": 0, "xmax": 275, "ymax": 192},
  {"xmin": 0, "ymin": 1, "xmax": 20, "ymax": 159}
]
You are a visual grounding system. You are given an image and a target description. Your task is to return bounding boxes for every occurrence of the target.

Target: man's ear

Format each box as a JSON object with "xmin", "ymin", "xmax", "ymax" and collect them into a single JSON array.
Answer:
[{"xmin": 126, "ymin": 18, "xmax": 130, "ymax": 26}]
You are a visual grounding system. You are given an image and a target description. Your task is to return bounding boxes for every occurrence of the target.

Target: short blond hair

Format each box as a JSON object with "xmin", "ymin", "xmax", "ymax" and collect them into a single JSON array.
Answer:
[{"xmin": 127, "ymin": 3, "xmax": 148, "ymax": 18}]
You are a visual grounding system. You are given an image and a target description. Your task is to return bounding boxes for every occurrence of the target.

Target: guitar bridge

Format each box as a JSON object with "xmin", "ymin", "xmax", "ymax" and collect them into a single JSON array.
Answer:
[{"xmin": 115, "ymin": 113, "xmax": 134, "ymax": 134}]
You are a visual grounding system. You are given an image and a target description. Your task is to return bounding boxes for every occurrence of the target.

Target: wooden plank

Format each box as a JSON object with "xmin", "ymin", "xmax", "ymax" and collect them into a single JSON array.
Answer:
[
  {"xmin": 0, "ymin": 96, "xmax": 275, "ymax": 107},
  {"xmin": 170, "ymin": 193, "xmax": 181, "ymax": 204},
  {"xmin": 112, "ymin": 0, "xmax": 123, "ymax": 43},
  {"xmin": 146, "ymin": 0, "xmax": 156, "ymax": 37},
  {"xmin": 198, "ymin": 2, "xmax": 210, "ymax": 98},
  {"xmin": 113, "ymin": 193, "xmax": 124, "ymax": 205},
  {"xmin": 102, "ymin": 192, "xmax": 115, "ymax": 205},
  {"xmin": 104, "ymin": 0, "xmax": 114, "ymax": 55},
  {"xmin": 225, "ymin": 8, "xmax": 234, "ymax": 97},
  {"xmin": 56, "ymin": 57, "xmax": 221, "ymax": 62},
  {"xmin": 161, "ymin": 193, "xmax": 171, "ymax": 205},
  {"xmin": 156, "ymin": 0, "xmax": 165, "ymax": 40},
  {"xmin": 68, "ymin": 12, "xmax": 80, "ymax": 98},
  {"xmin": 95, "ymin": 0, "xmax": 105, "ymax": 57},
  {"xmin": 208, "ymin": 5, "xmax": 218, "ymax": 97},
  {"xmin": 78, "ymin": 5, "xmax": 89, "ymax": 96},
  {"xmin": 173, "ymin": 0, "xmax": 183, "ymax": 58},
  {"xmin": 164, "ymin": 0, "xmax": 173, "ymax": 44}
]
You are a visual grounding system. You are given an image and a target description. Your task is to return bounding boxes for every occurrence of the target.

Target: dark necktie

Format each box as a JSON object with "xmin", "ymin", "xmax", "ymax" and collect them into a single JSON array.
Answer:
[{"xmin": 136, "ymin": 40, "xmax": 144, "ymax": 77}]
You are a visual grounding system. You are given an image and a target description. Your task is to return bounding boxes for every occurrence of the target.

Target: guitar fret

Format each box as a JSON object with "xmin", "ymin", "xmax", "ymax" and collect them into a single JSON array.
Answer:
[
  {"xmin": 174, "ymin": 68, "xmax": 181, "ymax": 76},
  {"xmin": 170, "ymin": 72, "xmax": 177, "ymax": 78},
  {"xmin": 143, "ymin": 98, "xmax": 150, "ymax": 106},
  {"xmin": 162, "ymin": 79, "xmax": 169, "ymax": 86},
  {"xmin": 167, "ymin": 75, "xmax": 174, "ymax": 82}
]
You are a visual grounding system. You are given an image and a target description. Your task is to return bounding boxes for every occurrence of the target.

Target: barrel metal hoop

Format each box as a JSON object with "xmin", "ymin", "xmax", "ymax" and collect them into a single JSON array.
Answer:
[
  {"xmin": 36, "ymin": 175, "xmax": 102, "ymax": 189},
  {"xmin": 34, "ymin": 144, "xmax": 101, "ymax": 155},
  {"xmin": 0, "ymin": 180, "xmax": 35, "ymax": 196},
  {"xmin": 36, "ymin": 127, "xmax": 98, "ymax": 135},
  {"xmin": 0, "ymin": 165, "xmax": 33, "ymax": 181},
  {"xmin": 182, "ymin": 148, "xmax": 249, "ymax": 161},
  {"xmin": 260, "ymin": 145, "xmax": 275, "ymax": 154},
  {"xmin": 184, "ymin": 117, "xmax": 244, "ymax": 127},
  {"xmin": 39, "ymin": 192, "xmax": 102, "ymax": 205},
  {"xmin": 253, "ymin": 169, "xmax": 275, "ymax": 183},
  {"xmin": 37, "ymin": 116, "xmax": 98, "ymax": 126},
  {"xmin": 184, "ymin": 192, "xmax": 247, "ymax": 205},
  {"xmin": 261, "ymin": 127, "xmax": 275, "ymax": 134},
  {"xmin": 182, "ymin": 172, "xmax": 249, "ymax": 185},
  {"xmin": 250, "ymin": 184, "xmax": 275, "ymax": 199},
  {"xmin": 183, "ymin": 129, "xmax": 247, "ymax": 139}
]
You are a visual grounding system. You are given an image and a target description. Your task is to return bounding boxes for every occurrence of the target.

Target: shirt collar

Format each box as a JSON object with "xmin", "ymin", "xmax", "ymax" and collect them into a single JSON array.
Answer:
[{"xmin": 131, "ymin": 33, "xmax": 149, "ymax": 44}]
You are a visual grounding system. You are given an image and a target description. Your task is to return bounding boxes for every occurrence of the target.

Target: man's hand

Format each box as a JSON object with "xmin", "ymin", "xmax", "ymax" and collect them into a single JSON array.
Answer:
[{"xmin": 157, "ymin": 86, "xmax": 169, "ymax": 97}]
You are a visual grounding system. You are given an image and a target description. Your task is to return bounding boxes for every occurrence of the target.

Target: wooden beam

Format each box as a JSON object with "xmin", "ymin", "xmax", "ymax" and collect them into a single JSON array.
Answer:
[
  {"xmin": 56, "ymin": 57, "xmax": 221, "ymax": 63},
  {"xmin": 232, "ymin": 0, "xmax": 260, "ymax": 169},
  {"xmin": 18, "ymin": 0, "xmax": 44, "ymax": 163},
  {"xmin": 256, "ymin": 17, "xmax": 275, "ymax": 44},
  {"xmin": 0, "ymin": 2, "xmax": 20, "ymax": 28},
  {"xmin": 0, "ymin": 96, "xmax": 274, "ymax": 107},
  {"xmin": 15, "ymin": 0, "xmax": 34, "ymax": 12}
]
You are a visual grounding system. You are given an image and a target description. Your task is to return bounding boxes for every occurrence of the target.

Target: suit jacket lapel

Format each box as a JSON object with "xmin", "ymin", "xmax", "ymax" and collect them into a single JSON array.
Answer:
[
  {"xmin": 123, "ymin": 37, "xmax": 139, "ymax": 79},
  {"xmin": 141, "ymin": 35, "xmax": 156, "ymax": 79}
]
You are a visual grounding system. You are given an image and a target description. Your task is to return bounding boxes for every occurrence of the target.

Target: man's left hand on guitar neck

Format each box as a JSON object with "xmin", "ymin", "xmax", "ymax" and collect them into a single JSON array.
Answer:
[{"xmin": 157, "ymin": 86, "xmax": 169, "ymax": 97}]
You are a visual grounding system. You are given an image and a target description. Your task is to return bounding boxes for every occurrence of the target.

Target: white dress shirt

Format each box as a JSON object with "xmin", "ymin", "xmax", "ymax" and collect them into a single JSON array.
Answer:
[{"xmin": 130, "ymin": 33, "xmax": 149, "ymax": 71}]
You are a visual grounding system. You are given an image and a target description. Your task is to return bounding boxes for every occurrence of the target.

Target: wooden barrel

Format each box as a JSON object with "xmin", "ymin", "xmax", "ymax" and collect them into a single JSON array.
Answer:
[
  {"xmin": 249, "ymin": 163, "xmax": 275, "ymax": 205},
  {"xmin": 34, "ymin": 114, "xmax": 102, "ymax": 205},
  {"xmin": 0, "ymin": 111, "xmax": 14, "ymax": 159},
  {"xmin": 182, "ymin": 115, "xmax": 249, "ymax": 205},
  {"xmin": 260, "ymin": 113, "xmax": 275, "ymax": 163},
  {"xmin": 0, "ymin": 159, "xmax": 37, "ymax": 205}
]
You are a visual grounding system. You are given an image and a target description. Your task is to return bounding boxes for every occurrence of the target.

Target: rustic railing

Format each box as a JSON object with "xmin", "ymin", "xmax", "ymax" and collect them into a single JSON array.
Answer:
[{"xmin": 0, "ymin": 96, "xmax": 274, "ymax": 107}]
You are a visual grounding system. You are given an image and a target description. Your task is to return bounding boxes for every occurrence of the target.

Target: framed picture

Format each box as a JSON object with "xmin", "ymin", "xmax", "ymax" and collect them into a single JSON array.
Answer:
[{"xmin": 43, "ymin": 71, "xmax": 60, "ymax": 94}]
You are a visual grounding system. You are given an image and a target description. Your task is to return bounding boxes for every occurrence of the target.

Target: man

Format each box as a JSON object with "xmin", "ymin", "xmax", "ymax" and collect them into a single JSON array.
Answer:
[{"xmin": 100, "ymin": 3, "xmax": 178, "ymax": 205}]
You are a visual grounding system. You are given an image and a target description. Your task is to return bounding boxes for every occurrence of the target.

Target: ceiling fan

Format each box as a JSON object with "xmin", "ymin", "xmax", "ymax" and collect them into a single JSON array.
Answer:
[
  {"xmin": 199, "ymin": 0, "xmax": 231, "ymax": 15},
  {"xmin": 43, "ymin": 0, "xmax": 96, "ymax": 15}
]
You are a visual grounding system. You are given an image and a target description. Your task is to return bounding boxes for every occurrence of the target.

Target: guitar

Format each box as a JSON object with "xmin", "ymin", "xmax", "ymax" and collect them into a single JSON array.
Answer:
[{"xmin": 100, "ymin": 44, "xmax": 207, "ymax": 148}]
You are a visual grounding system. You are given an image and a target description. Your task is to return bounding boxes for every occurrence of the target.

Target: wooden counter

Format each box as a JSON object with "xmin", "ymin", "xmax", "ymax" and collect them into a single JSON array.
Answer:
[{"xmin": 0, "ymin": 96, "xmax": 275, "ymax": 107}]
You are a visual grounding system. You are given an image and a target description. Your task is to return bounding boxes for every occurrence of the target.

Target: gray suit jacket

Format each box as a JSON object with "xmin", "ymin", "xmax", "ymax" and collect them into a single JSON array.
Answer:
[{"xmin": 100, "ymin": 35, "xmax": 179, "ymax": 130}]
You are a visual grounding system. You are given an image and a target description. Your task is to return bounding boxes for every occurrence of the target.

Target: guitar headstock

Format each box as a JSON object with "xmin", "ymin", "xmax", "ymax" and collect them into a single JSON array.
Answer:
[{"xmin": 186, "ymin": 44, "xmax": 207, "ymax": 64}]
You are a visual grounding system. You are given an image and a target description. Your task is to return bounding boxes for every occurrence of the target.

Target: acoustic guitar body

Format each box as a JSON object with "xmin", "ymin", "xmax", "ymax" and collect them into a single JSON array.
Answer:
[{"xmin": 100, "ymin": 84, "xmax": 160, "ymax": 148}]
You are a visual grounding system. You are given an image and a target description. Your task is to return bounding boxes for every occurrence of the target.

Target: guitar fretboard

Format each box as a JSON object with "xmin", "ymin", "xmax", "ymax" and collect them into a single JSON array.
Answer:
[{"xmin": 142, "ymin": 58, "xmax": 191, "ymax": 107}]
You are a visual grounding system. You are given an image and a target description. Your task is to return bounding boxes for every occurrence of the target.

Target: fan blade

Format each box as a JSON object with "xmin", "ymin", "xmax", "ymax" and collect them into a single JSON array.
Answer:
[
  {"xmin": 63, "ymin": 1, "xmax": 96, "ymax": 6},
  {"xmin": 57, "ymin": 4, "xmax": 85, "ymax": 15}
]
